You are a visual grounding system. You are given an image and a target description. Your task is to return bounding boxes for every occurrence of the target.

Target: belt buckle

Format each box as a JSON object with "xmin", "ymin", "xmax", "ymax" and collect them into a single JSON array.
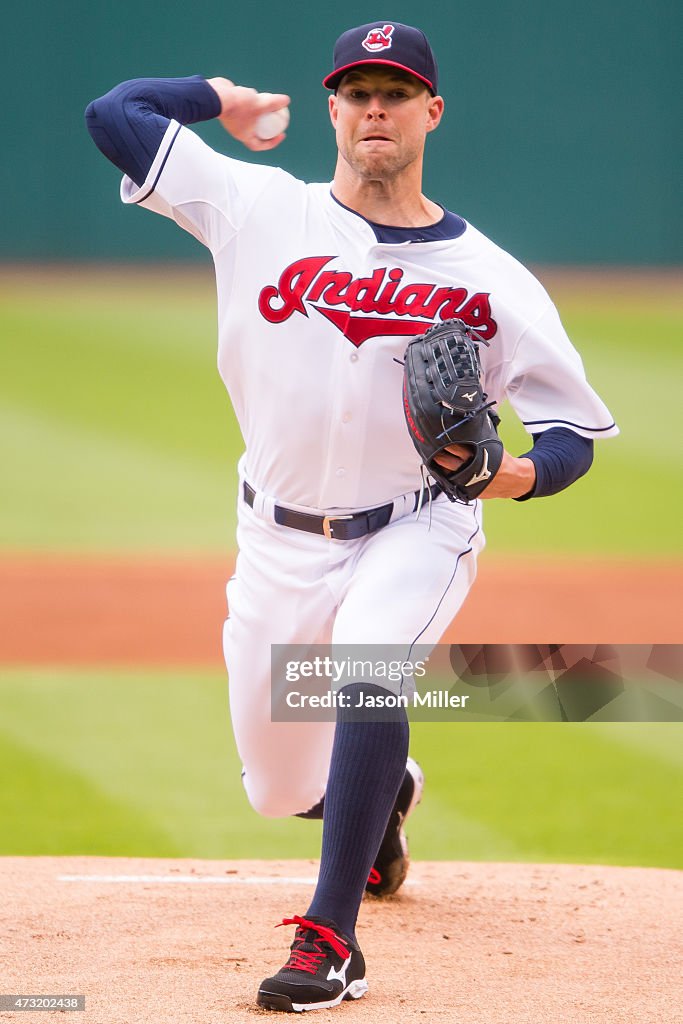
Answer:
[{"xmin": 322, "ymin": 514, "xmax": 354, "ymax": 540}]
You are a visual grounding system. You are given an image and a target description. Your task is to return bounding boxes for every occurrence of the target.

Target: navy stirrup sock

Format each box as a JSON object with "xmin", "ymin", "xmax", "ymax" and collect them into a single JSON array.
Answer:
[{"xmin": 306, "ymin": 682, "xmax": 409, "ymax": 939}]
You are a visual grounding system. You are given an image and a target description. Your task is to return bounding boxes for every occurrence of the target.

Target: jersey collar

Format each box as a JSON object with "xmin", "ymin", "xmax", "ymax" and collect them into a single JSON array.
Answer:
[{"xmin": 329, "ymin": 189, "xmax": 467, "ymax": 244}]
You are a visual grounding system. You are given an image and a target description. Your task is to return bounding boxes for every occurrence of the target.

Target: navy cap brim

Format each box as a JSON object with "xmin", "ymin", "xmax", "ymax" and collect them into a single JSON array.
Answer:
[{"xmin": 323, "ymin": 59, "xmax": 436, "ymax": 94}]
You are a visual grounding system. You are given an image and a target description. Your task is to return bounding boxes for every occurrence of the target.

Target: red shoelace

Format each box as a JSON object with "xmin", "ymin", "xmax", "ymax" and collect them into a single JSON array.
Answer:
[{"xmin": 277, "ymin": 916, "xmax": 350, "ymax": 975}]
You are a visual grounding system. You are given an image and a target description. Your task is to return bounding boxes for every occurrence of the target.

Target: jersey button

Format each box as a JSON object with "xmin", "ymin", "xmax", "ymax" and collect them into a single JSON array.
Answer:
[
  {"xmin": 336, "ymin": 468, "xmax": 346, "ymax": 478},
  {"xmin": 350, "ymin": 353, "xmax": 359, "ymax": 363},
  {"xmin": 342, "ymin": 413, "xmax": 352, "ymax": 423}
]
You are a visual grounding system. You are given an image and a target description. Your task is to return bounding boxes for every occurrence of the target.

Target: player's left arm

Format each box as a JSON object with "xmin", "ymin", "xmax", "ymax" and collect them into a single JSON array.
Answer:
[
  {"xmin": 435, "ymin": 427, "xmax": 593, "ymax": 500},
  {"xmin": 434, "ymin": 445, "xmax": 535, "ymax": 498},
  {"xmin": 467, "ymin": 298, "xmax": 616, "ymax": 498}
]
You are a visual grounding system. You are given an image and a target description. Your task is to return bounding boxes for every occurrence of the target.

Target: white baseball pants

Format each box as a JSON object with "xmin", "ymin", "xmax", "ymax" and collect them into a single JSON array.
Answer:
[{"xmin": 222, "ymin": 476, "xmax": 484, "ymax": 817}]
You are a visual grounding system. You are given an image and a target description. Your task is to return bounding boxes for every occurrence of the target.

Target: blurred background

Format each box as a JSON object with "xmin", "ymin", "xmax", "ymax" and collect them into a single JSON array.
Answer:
[
  {"xmin": 1, "ymin": 0, "xmax": 681, "ymax": 867},
  {"xmin": 3, "ymin": 0, "xmax": 680, "ymax": 263}
]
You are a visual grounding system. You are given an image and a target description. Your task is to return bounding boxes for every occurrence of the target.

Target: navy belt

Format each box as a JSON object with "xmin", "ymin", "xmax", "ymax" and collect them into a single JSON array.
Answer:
[{"xmin": 243, "ymin": 481, "xmax": 441, "ymax": 540}]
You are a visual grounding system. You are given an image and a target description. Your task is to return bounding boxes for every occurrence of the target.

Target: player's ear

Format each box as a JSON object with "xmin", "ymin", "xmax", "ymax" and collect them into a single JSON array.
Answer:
[
  {"xmin": 426, "ymin": 95, "xmax": 444, "ymax": 134},
  {"xmin": 329, "ymin": 93, "xmax": 338, "ymax": 127}
]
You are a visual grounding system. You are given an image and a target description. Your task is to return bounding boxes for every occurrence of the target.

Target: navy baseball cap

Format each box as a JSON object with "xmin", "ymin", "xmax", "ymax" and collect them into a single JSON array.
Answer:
[{"xmin": 323, "ymin": 21, "xmax": 439, "ymax": 95}]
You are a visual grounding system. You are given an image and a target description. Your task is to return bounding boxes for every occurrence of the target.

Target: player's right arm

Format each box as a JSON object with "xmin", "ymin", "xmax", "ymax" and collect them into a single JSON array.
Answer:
[
  {"xmin": 85, "ymin": 76, "xmax": 220, "ymax": 186},
  {"xmin": 85, "ymin": 78, "xmax": 289, "ymax": 186},
  {"xmin": 85, "ymin": 77, "xmax": 289, "ymax": 254}
]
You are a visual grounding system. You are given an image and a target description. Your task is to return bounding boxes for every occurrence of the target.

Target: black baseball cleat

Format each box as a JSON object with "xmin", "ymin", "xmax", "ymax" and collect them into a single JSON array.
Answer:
[
  {"xmin": 365, "ymin": 756, "xmax": 424, "ymax": 897},
  {"xmin": 256, "ymin": 915, "xmax": 368, "ymax": 1012}
]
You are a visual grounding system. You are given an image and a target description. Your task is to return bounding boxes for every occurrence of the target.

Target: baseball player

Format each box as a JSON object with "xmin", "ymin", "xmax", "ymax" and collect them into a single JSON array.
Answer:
[{"xmin": 85, "ymin": 20, "xmax": 617, "ymax": 1013}]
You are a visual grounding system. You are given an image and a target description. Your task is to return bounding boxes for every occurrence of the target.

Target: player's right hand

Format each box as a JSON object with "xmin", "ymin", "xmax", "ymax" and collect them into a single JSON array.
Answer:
[
  {"xmin": 206, "ymin": 78, "xmax": 290, "ymax": 151},
  {"xmin": 433, "ymin": 443, "xmax": 470, "ymax": 471}
]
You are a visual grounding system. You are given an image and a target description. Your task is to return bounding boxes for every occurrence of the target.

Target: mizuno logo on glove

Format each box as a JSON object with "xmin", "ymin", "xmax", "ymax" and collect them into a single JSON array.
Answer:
[{"xmin": 466, "ymin": 448, "xmax": 492, "ymax": 486}]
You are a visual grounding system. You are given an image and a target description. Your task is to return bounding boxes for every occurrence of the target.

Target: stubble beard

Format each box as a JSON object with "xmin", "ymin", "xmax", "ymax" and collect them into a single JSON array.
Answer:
[{"xmin": 340, "ymin": 138, "xmax": 420, "ymax": 185}]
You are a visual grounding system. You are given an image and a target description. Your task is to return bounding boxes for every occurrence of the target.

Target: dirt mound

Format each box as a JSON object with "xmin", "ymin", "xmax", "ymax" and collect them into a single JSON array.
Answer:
[{"xmin": 1, "ymin": 856, "xmax": 680, "ymax": 1023}]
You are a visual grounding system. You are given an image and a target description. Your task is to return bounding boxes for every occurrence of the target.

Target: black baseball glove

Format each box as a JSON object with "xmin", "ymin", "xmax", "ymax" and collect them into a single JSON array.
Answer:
[{"xmin": 402, "ymin": 318, "xmax": 503, "ymax": 503}]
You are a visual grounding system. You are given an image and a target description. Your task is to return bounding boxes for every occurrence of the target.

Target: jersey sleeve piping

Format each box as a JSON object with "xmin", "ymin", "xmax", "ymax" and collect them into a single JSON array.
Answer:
[
  {"xmin": 134, "ymin": 124, "xmax": 182, "ymax": 204},
  {"xmin": 522, "ymin": 417, "xmax": 619, "ymax": 437},
  {"xmin": 120, "ymin": 120, "xmax": 182, "ymax": 205}
]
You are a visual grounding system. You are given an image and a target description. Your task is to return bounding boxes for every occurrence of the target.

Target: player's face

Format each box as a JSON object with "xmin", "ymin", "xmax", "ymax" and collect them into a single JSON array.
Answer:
[{"xmin": 329, "ymin": 68, "xmax": 443, "ymax": 181}]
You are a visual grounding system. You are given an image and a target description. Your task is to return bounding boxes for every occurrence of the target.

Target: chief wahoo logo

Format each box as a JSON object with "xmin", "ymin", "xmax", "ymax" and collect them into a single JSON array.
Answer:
[{"xmin": 362, "ymin": 25, "xmax": 394, "ymax": 52}]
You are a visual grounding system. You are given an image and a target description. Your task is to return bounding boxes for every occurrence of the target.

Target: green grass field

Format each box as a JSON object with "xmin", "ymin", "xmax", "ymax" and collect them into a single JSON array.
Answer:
[
  {"xmin": 1, "ymin": 270, "xmax": 681, "ymax": 555},
  {"xmin": 1, "ymin": 669, "xmax": 681, "ymax": 867},
  {"xmin": 1, "ymin": 269, "xmax": 681, "ymax": 867}
]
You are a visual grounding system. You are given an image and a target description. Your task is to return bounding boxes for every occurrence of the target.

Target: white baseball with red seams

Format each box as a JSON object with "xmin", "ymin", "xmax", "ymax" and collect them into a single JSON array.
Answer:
[{"xmin": 120, "ymin": 121, "xmax": 617, "ymax": 814}]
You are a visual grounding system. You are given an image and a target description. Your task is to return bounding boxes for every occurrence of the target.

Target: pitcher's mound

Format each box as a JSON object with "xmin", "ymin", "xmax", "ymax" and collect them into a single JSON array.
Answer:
[{"xmin": 1, "ymin": 857, "xmax": 680, "ymax": 1023}]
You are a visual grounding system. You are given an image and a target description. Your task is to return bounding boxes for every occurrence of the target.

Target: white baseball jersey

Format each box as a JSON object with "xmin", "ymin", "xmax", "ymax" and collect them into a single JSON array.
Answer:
[{"xmin": 122, "ymin": 121, "xmax": 617, "ymax": 512}]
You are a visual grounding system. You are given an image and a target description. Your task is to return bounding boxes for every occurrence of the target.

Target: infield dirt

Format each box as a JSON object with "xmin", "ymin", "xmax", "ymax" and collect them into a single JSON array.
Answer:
[
  {"xmin": 1, "ymin": 857, "xmax": 681, "ymax": 1023},
  {"xmin": 0, "ymin": 554, "xmax": 680, "ymax": 665}
]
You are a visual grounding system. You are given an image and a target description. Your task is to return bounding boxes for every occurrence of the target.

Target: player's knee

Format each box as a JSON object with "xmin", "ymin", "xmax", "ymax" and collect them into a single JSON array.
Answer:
[
  {"xmin": 243, "ymin": 776, "xmax": 324, "ymax": 819},
  {"xmin": 246, "ymin": 790, "xmax": 294, "ymax": 817}
]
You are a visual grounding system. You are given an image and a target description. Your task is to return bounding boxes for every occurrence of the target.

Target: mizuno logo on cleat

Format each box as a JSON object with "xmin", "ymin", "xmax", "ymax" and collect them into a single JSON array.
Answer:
[{"xmin": 466, "ymin": 449, "xmax": 492, "ymax": 486}]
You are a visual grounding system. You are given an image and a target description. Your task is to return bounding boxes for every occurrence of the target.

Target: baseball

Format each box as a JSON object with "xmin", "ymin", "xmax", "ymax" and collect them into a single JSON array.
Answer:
[{"xmin": 255, "ymin": 99, "xmax": 290, "ymax": 140}]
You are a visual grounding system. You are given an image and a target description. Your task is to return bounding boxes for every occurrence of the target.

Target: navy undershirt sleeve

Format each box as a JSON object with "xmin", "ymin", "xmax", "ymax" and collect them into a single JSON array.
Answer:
[
  {"xmin": 515, "ymin": 427, "xmax": 594, "ymax": 501},
  {"xmin": 85, "ymin": 76, "xmax": 221, "ymax": 187}
]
